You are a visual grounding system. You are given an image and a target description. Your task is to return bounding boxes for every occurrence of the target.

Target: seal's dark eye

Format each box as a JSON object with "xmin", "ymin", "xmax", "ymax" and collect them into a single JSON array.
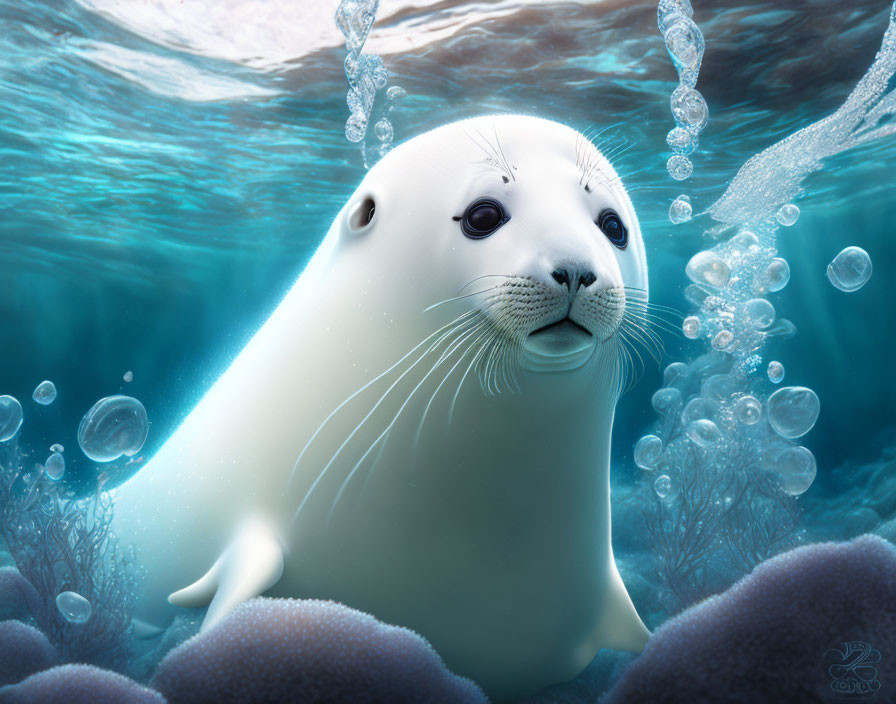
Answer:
[
  {"xmin": 459, "ymin": 198, "xmax": 509, "ymax": 239},
  {"xmin": 597, "ymin": 209, "xmax": 627, "ymax": 249}
]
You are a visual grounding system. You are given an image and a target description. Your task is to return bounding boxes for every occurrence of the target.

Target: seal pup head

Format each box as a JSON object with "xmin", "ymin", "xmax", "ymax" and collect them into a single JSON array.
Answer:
[{"xmin": 335, "ymin": 114, "xmax": 651, "ymax": 394}]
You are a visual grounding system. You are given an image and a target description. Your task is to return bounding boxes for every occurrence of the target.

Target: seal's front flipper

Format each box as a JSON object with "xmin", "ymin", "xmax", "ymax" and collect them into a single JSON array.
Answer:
[
  {"xmin": 168, "ymin": 517, "xmax": 285, "ymax": 632},
  {"xmin": 596, "ymin": 563, "xmax": 651, "ymax": 653}
]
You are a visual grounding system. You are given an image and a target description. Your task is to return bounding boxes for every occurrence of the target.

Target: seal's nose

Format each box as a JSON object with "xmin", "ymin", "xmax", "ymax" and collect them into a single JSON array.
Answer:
[{"xmin": 551, "ymin": 268, "xmax": 597, "ymax": 292}]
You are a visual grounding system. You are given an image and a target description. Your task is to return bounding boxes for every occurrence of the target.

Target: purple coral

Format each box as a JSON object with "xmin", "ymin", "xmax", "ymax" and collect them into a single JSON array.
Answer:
[
  {"xmin": 0, "ymin": 568, "xmax": 40, "ymax": 621},
  {"xmin": 0, "ymin": 664, "xmax": 165, "ymax": 703},
  {"xmin": 0, "ymin": 620, "xmax": 57, "ymax": 686},
  {"xmin": 151, "ymin": 597, "xmax": 486, "ymax": 704},
  {"xmin": 604, "ymin": 535, "xmax": 896, "ymax": 704}
]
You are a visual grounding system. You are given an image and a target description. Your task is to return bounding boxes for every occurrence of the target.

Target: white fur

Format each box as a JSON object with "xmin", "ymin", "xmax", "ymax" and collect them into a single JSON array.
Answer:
[{"xmin": 111, "ymin": 115, "xmax": 650, "ymax": 701}]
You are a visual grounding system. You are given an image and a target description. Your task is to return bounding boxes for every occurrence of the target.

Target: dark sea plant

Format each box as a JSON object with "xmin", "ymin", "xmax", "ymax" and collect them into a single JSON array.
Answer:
[
  {"xmin": 0, "ymin": 441, "xmax": 141, "ymax": 670},
  {"xmin": 644, "ymin": 435, "xmax": 802, "ymax": 612}
]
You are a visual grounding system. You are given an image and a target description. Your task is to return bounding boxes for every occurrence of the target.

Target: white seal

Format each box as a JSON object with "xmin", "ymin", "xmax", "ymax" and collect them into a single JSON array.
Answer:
[{"xmin": 111, "ymin": 114, "xmax": 652, "ymax": 701}]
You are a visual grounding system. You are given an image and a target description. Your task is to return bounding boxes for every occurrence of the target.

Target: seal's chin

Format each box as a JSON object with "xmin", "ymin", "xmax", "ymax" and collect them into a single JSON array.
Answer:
[{"xmin": 521, "ymin": 319, "xmax": 597, "ymax": 372}]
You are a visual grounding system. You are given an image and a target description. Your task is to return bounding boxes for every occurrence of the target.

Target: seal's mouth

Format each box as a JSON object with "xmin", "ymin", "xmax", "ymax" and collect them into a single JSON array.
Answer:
[
  {"xmin": 521, "ymin": 318, "xmax": 596, "ymax": 372},
  {"xmin": 529, "ymin": 318, "xmax": 593, "ymax": 338}
]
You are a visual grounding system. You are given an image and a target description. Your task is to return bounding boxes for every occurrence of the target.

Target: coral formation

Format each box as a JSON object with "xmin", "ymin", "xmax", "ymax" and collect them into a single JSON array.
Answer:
[
  {"xmin": 0, "ymin": 567, "xmax": 40, "ymax": 621},
  {"xmin": 152, "ymin": 597, "xmax": 487, "ymax": 704},
  {"xmin": 0, "ymin": 664, "xmax": 165, "ymax": 704},
  {"xmin": 0, "ymin": 620, "xmax": 57, "ymax": 687},
  {"xmin": 603, "ymin": 535, "xmax": 896, "ymax": 704},
  {"xmin": 0, "ymin": 443, "xmax": 141, "ymax": 669}
]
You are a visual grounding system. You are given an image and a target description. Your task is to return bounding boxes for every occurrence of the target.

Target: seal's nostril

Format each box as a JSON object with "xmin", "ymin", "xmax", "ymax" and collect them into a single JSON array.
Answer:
[
  {"xmin": 580, "ymin": 272, "xmax": 597, "ymax": 288},
  {"xmin": 551, "ymin": 269, "xmax": 570, "ymax": 288}
]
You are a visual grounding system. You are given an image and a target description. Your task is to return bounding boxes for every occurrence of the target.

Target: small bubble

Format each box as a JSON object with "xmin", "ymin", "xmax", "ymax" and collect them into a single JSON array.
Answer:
[
  {"xmin": 711, "ymin": 329, "xmax": 734, "ymax": 350},
  {"xmin": 687, "ymin": 418, "xmax": 722, "ymax": 447},
  {"xmin": 32, "ymin": 380, "xmax": 57, "ymax": 405},
  {"xmin": 667, "ymin": 155, "xmax": 693, "ymax": 180},
  {"xmin": 767, "ymin": 360, "xmax": 785, "ymax": 384},
  {"xmin": 374, "ymin": 118, "xmax": 393, "ymax": 143},
  {"xmin": 763, "ymin": 257, "xmax": 790, "ymax": 292},
  {"xmin": 123, "ymin": 371, "xmax": 134, "ymax": 383},
  {"xmin": 386, "ymin": 86, "xmax": 407, "ymax": 102},
  {"xmin": 776, "ymin": 203, "xmax": 800, "ymax": 226},
  {"xmin": 682, "ymin": 315, "xmax": 701, "ymax": 339},
  {"xmin": 734, "ymin": 395, "xmax": 762, "ymax": 425},
  {"xmin": 56, "ymin": 591, "xmax": 91, "ymax": 624},
  {"xmin": 45, "ymin": 452, "xmax": 65, "ymax": 481},
  {"xmin": 634, "ymin": 435, "xmax": 664, "ymax": 469},
  {"xmin": 50, "ymin": 443, "xmax": 64, "ymax": 453},
  {"xmin": 345, "ymin": 112, "xmax": 367, "ymax": 143},
  {"xmin": 666, "ymin": 127, "xmax": 697, "ymax": 154},
  {"xmin": 654, "ymin": 474, "xmax": 672, "ymax": 499},
  {"xmin": 670, "ymin": 84, "xmax": 708, "ymax": 132},
  {"xmin": 686, "ymin": 251, "xmax": 731, "ymax": 288},
  {"xmin": 668, "ymin": 195, "xmax": 693, "ymax": 224}
]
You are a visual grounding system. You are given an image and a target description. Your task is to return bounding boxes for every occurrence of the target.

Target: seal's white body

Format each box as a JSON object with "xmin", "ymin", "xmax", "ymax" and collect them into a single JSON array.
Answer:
[{"xmin": 112, "ymin": 115, "xmax": 649, "ymax": 701}]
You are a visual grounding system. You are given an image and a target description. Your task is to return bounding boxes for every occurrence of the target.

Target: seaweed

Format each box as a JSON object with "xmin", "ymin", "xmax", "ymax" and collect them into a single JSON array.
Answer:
[
  {"xmin": 0, "ymin": 441, "xmax": 141, "ymax": 670},
  {"xmin": 642, "ymin": 402, "xmax": 802, "ymax": 614}
]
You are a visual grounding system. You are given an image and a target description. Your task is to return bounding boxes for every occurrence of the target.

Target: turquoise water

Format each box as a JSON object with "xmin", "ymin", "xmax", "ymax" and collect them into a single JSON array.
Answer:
[{"xmin": 1, "ymin": 0, "xmax": 895, "ymax": 698}]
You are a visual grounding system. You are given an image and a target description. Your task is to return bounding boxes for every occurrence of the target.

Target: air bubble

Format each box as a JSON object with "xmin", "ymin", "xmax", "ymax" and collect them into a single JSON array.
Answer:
[
  {"xmin": 686, "ymin": 251, "xmax": 731, "ymax": 288},
  {"xmin": 669, "ymin": 195, "xmax": 693, "ymax": 223},
  {"xmin": 776, "ymin": 204, "xmax": 800, "ymax": 226},
  {"xmin": 654, "ymin": 474, "xmax": 672, "ymax": 499},
  {"xmin": 634, "ymin": 435, "xmax": 664, "ymax": 469},
  {"xmin": 767, "ymin": 386, "xmax": 820, "ymax": 439},
  {"xmin": 767, "ymin": 360, "xmax": 785, "ymax": 384},
  {"xmin": 826, "ymin": 246, "xmax": 872, "ymax": 292},
  {"xmin": 32, "ymin": 380, "xmax": 57, "ymax": 405},
  {"xmin": 682, "ymin": 315, "xmax": 701, "ymax": 339},
  {"xmin": 667, "ymin": 155, "xmax": 693, "ymax": 181}
]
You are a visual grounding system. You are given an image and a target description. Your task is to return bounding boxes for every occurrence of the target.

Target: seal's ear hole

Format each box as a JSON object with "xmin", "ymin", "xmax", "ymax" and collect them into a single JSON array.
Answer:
[{"xmin": 349, "ymin": 196, "xmax": 377, "ymax": 231}]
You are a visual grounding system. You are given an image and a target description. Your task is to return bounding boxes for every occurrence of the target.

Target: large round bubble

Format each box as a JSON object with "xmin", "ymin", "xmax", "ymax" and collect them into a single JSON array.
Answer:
[
  {"xmin": 652, "ymin": 387, "xmax": 682, "ymax": 415},
  {"xmin": 0, "ymin": 395, "xmax": 23, "ymax": 442},
  {"xmin": 634, "ymin": 435, "xmax": 664, "ymax": 470},
  {"xmin": 767, "ymin": 386, "xmax": 820, "ymax": 439},
  {"xmin": 56, "ymin": 591, "xmax": 91, "ymax": 624},
  {"xmin": 826, "ymin": 246, "xmax": 872, "ymax": 292},
  {"xmin": 744, "ymin": 299, "xmax": 775, "ymax": 329},
  {"xmin": 734, "ymin": 395, "xmax": 762, "ymax": 425},
  {"xmin": 663, "ymin": 362, "xmax": 688, "ymax": 386},
  {"xmin": 45, "ymin": 452, "xmax": 65, "ymax": 481},
  {"xmin": 774, "ymin": 446, "xmax": 817, "ymax": 496},
  {"xmin": 686, "ymin": 251, "xmax": 730, "ymax": 288},
  {"xmin": 78, "ymin": 395, "xmax": 149, "ymax": 462},
  {"xmin": 32, "ymin": 380, "xmax": 57, "ymax": 405},
  {"xmin": 686, "ymin": 419, "xmax": 722, "ymax": 447}
]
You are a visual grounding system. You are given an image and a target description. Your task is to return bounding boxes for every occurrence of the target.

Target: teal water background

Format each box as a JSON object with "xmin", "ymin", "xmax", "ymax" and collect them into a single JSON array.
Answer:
[{"xmin": 1, "ymin": 0, "xmax": 894, "ymax": 500}]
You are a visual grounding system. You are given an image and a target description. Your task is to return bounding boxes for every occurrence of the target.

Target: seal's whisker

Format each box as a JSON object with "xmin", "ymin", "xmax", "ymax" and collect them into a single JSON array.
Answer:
[
  {"xmin": 290, "ymin": 311, "xmax": 479, "ymax": 523},
  {"xmin": 286, "ymin": 308, "xmax": 478, "ymax": 495},
  {"xmin": 619, "ymin": 319, "xmax": 664, "ymax": 367},
  {"xmin": 458, "ymin": 274, "xmax": 513, "ymax": 294},
  {"xmin": 411, "ymin": 322, "xmax": 492, "ymax": 454},
  {"xmin": 623, "ymin": 309, "xmax": 682, "ymax": 337},
  {"xmin": 621, "ymin": 313, "xmax": 665, "ymax": 353},
  {"xmin": 423, "ymin": 288, "xmax": 501, "ymax": 313},
  {"xmin": 326, "ymin": 320, "xmax": 487, "ymax": 524}
]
